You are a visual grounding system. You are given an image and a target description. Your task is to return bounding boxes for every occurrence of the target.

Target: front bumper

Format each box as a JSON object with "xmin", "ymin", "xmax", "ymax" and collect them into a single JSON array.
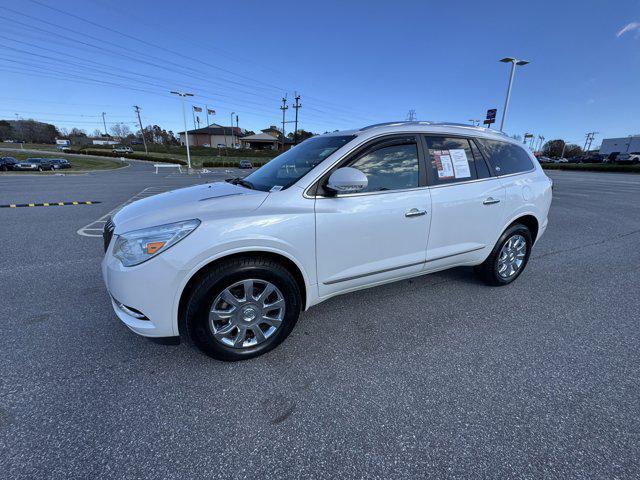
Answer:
[{"xmin": 102, "ymin": 245, "xmax": 185, "ymax": 338}]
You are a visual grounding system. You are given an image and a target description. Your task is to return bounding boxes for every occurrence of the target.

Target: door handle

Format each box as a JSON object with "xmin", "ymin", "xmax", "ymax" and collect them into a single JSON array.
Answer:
[
  {"xmin": 483, "ymin": 197, "xmax": 501, "ymax": 205},
  {"xmin": 405, "ymin": 208, "xmax": 427, "ymax": 217}
]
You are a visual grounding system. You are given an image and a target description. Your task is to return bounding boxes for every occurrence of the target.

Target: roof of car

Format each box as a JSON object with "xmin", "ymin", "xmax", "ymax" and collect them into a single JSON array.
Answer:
[{"xmin": 323, "ymin": 121, "xmax": 517, "ymax": 143}]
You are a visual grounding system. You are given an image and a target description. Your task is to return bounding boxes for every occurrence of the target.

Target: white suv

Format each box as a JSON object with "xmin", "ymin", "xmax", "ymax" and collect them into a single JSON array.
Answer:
[{"xmin": 102, "ymin": 122, "xmax": 552, "ymax": 361}]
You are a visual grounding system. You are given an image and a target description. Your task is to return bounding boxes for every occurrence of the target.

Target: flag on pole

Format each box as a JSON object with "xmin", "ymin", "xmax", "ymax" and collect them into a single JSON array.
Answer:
[
  {"xmin": 192, "ymin": 106, "xmax": 202, "ymax": 112},
  {"xmin": 207, "ymin": 108, "xmax": 215, "ymax": 115}
]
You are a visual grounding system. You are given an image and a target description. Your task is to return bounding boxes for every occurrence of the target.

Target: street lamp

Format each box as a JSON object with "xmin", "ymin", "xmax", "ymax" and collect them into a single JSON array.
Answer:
[
  {"xmin": 499, "ymin": 57, "xmax": 530, "ymax": 132},
  {"xmin": 170, "ymin": 91, "xmax": 194, "ymax": 171}
]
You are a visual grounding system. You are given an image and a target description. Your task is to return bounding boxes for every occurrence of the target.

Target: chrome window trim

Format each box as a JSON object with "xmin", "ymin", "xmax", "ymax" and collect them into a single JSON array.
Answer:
[
  {"xmin": 314, "ymin": 185, "xmax": 430, "ymax": 199},
  {"xmin": 302, "ymin": 130, "xmax": 536, "ymax": 199}
]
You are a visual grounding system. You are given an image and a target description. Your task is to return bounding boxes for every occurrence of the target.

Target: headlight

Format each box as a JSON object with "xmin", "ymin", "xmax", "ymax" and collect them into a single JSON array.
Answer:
[{"xmin": 112, "ymin": 219, "xmax": 200, "ymax": 267}]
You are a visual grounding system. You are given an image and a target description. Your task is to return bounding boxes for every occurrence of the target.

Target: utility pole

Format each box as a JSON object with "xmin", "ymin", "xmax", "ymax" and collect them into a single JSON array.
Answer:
[
  {"xmin": 133, "ymin": 105, "xmax": 148, "ymax": 155},
  {"xmin": 101, "ymin": 112, "xmax": 108, "ymax": 136},
  {"xmin": 407, "ymin": 109, "xmax": 416, "ymax": 121},
  {"xmin": 560, "ymin": 140, "xmax": 567, "ymax": 160},
  {"xmin": 292, "ymin": 93, "xmax": 302, "ymax": 145},
  {"xmin": 170, "ymin": 91, "xmax": 194, "ymax": 171},
  {"xmin": 499, "ymin": 57, "xmax": 530, "ymax": 131},
  {"xmin": 230, "ymin": 112, "xmax": 236, "ymax": 148},
  {"xmin": 583, "ymin": 131, "xmax": 598, "ymax": 153},
  {"xmin": 280, "ymin": 96, "xmax": 288, "ymax": 152},
  {"xmin": 205, "ymin": 105, "xmax": 210, "ymax": 127}
]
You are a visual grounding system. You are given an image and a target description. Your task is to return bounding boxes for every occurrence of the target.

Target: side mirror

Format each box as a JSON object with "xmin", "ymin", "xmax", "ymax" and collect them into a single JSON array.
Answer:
[{"xmin": 326, "ymin": 167, "xmax": 368, "ymax": 194}]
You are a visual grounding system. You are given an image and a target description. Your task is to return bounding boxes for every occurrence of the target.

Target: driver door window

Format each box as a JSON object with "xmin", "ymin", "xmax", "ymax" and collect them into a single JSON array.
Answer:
[{"xmin": 347, "ymin": 141, "xmax": 420, "ymax": 193}]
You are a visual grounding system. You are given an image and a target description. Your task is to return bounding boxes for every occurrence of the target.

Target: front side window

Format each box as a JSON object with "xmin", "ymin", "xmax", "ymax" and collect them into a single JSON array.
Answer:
[
  {"xmin": 244, "ymin": 135, "xmax": 356, "ymax": 191},
  {"xmin": 477, "ymin": 138, "xmax": 534, "ymax": 175},
  {"xmin": 347, "ymin": 141, "xmax": 419, "ymax": 193},
  {"xmin": 424, "ymin": 136, "xmax": 482, "ymax": 185}
]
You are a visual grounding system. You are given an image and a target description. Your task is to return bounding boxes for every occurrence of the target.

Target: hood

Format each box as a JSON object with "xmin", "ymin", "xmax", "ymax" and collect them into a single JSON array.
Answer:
[{"xmin": 112, "ymin": 182, "xmax": 269, "ymax": 234}]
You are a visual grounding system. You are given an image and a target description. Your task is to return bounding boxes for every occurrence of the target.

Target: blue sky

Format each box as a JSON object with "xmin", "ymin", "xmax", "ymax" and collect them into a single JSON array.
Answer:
[{"xmin": 1, "ymin": 0, "xmax": 639, "ymax": 148}]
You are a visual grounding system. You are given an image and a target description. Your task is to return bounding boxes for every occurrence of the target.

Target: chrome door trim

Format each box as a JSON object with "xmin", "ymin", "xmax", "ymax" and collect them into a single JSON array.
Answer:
[
  {"xmin": 426, "ymin": 245, "xmax": 485, "ymax": 263},
  {"xmin": 323, "ymin": 260, "xmax": 425, "ymax": 285}
]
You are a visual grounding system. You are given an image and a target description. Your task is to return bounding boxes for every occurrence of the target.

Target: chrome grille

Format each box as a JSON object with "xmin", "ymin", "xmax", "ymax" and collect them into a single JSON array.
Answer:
[{"xmin": 103, "ymin": 217, "xmax": 115, "ymax": 252}]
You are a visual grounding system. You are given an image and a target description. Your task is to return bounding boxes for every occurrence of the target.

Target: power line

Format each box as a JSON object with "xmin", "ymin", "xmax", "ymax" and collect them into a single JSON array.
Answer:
[{"xmin": 1, "ymin": 5, "xmax": 381, "ymax": 122}]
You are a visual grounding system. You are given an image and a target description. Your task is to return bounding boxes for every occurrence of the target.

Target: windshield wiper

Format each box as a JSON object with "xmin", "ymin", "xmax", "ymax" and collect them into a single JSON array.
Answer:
[{"xmin": 226, "ymin": 177, "xmax": 255, "ymax": 190}]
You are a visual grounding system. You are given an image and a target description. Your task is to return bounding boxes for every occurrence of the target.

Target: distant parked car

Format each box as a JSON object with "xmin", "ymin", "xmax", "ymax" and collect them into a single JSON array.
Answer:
[
  {"xmin": 216, "ymin": 143, "xmax": 226, "ymax": 148},
  {"xmin": 604, "ymin": 152, "xmax": 620, "ymax": 164},
  {"xmin": 239, "ymin": 160, "xmax": 253, "ymax": 169},
  {"xmin": 553, "ymin": 158, "xmax": 568, "ymax": 164},
  {"xmin": 0, "ymin": 156, "xmax": 17, "ymax": 171},
  {"xmin": 56, "ymin": 145, "xmax": 71, "ymax": 152},
  {"xmin": 13, "ymin": 158, "xmax": 55, "ymax": 171},
  {"xmin": 113, "ymin": 146, "xmax": 133, "ymax": 154},
  {"xmin": 615, "ymin": 152, "xmax": 640, "ymax": 164},
  {"xmin": 537, "ymin": 156, "xmax": 552, "ymax": 163},
  {"xmin": 49, "ymin": 158, "xmax": 72, "ymax": 169}
]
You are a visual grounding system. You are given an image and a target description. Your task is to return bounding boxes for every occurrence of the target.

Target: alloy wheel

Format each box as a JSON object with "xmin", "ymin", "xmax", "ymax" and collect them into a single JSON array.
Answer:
[
  {"xmin": 497, "ymin": 234, "xmax": 527, "ymax": 279},
  {"xmin": 209, "ymin": 279, "xmax": 285, "ymax": 348}
]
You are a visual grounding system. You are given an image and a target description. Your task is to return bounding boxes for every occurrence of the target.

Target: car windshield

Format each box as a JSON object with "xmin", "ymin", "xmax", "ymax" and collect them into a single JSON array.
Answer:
[{"xmin": 243, "ymin": 135, "xmax": 356, "ymax": 191}]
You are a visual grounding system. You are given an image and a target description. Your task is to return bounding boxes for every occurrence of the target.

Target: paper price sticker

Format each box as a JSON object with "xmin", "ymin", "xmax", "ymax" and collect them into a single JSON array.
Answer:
[
  {"xmin": 434, "ymin": 150, "xmax": 455, "ymax": 179},
  {"xmin": 449, "ymin": 149, "xmax": 471, "ymax": 178}
]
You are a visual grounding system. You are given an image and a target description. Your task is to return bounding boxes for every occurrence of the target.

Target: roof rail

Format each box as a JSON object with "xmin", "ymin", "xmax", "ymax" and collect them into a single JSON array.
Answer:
[{"xmin": 358, "ymin": 120, "xmax": 510, "ymax": 137}]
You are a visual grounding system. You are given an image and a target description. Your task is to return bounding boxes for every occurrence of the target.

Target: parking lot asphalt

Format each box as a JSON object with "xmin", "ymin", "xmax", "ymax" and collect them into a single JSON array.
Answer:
[{"xmin": 1, "ymin": 164, "xmax": 639, "ymax": 479}]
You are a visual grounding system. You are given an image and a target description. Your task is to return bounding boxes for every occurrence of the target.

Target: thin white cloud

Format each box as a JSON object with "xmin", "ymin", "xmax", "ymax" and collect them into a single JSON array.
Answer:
[{"xmin": 616, "ymin": 22, "xmax": 640, "ymax": 37}]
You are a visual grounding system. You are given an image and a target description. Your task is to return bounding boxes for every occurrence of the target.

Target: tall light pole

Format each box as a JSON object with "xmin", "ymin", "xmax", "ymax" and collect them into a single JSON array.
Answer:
[
  {"xmin": 170, "ymin": 91, "xmax": 194, "ymax": 171},
  {"xmin": 499, "ymin": 57, "xmax": 529, "ymax": 132}
]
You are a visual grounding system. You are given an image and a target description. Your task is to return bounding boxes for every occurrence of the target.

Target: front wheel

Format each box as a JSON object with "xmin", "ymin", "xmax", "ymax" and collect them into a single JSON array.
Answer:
[
  {"xmin": 183, "ymin": 257, "xmax": 302, "ymax": 361},
  {"xmin": 475, "ymin": 223, "xmax": 532, "ymax": 286}
]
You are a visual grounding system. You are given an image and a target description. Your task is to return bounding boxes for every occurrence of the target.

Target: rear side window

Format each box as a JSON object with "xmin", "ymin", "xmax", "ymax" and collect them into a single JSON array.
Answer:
[
  {"xmin": 477, "ymin": 139, "xmax": 534, "ymax": 175},
  {"xmin": 424, "ymin": 136, "xmax": 484, "ymax": 185}
]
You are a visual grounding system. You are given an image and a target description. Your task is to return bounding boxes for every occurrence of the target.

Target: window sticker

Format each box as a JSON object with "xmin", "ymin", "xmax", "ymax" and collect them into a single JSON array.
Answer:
[
  {"xmin": 433, "ymin": 150, "xmax": 455, "ymax": 179},
  {"xmin": 449, "ymin": 149, "xmax": 471, "ymax": 178}
]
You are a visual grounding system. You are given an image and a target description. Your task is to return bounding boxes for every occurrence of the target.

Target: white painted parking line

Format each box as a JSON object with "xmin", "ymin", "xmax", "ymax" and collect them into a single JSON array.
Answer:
[{"xmin": 77, "ymin": 186, "xmax": 176, "ymax": 237}]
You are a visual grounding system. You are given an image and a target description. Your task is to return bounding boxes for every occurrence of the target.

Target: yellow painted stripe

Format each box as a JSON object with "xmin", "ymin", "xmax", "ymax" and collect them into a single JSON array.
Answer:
[
  {"xmin": 85, "ymin": 201, "xmax": 92, "ymax": 204},
  {"xmin": 43, "ymin": 203, "xmax": 49, "ymax": 206},
  {"xmin": 28, "ymin": 203, "xmax": 35, "ymax": 207},
  {"xmin": 58, "ymin": 202, "xmax": 64, "ymax": 206},
  {"xmin": 72, "ymin": 201, "xmax": 78, "ymax": 205},
  {"xmin": 10, "ymin": 204, "xmax": 16, "ymax": 208}
]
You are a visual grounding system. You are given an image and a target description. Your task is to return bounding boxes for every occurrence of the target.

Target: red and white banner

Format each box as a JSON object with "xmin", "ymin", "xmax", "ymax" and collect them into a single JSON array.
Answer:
[{"xmin": 192, "ymin": 106, "xmax": 202, "ymax": 112}]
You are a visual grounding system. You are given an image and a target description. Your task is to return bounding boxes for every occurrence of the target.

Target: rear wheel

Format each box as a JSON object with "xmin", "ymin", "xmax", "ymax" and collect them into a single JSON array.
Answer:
[
  {"xmin": 184, "ymin": 257, "xmax": 302, "ymax": 361},
  {"xmin": 475, "ymin": 223, "xmax": 532, "ymax": 286}
]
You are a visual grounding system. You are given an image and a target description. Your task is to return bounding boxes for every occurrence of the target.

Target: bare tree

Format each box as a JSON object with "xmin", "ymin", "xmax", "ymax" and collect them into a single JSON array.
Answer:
[{"xmin": 109, "ymin": 123, "xmax": 131, "ymax": 138}]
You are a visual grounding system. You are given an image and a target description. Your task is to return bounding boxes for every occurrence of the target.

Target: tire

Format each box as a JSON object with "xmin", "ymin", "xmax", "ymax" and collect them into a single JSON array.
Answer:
[
  {"xmin": 183, "ymin": 257, "xmax": 302, "ymax": 361},
  {"xmin": 475, "ymin": 223, "xmax": 533, "ymax": 286},
  {"xmin": 38, "ymin": 167, "xmax": 43, "ymax": 172}
]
